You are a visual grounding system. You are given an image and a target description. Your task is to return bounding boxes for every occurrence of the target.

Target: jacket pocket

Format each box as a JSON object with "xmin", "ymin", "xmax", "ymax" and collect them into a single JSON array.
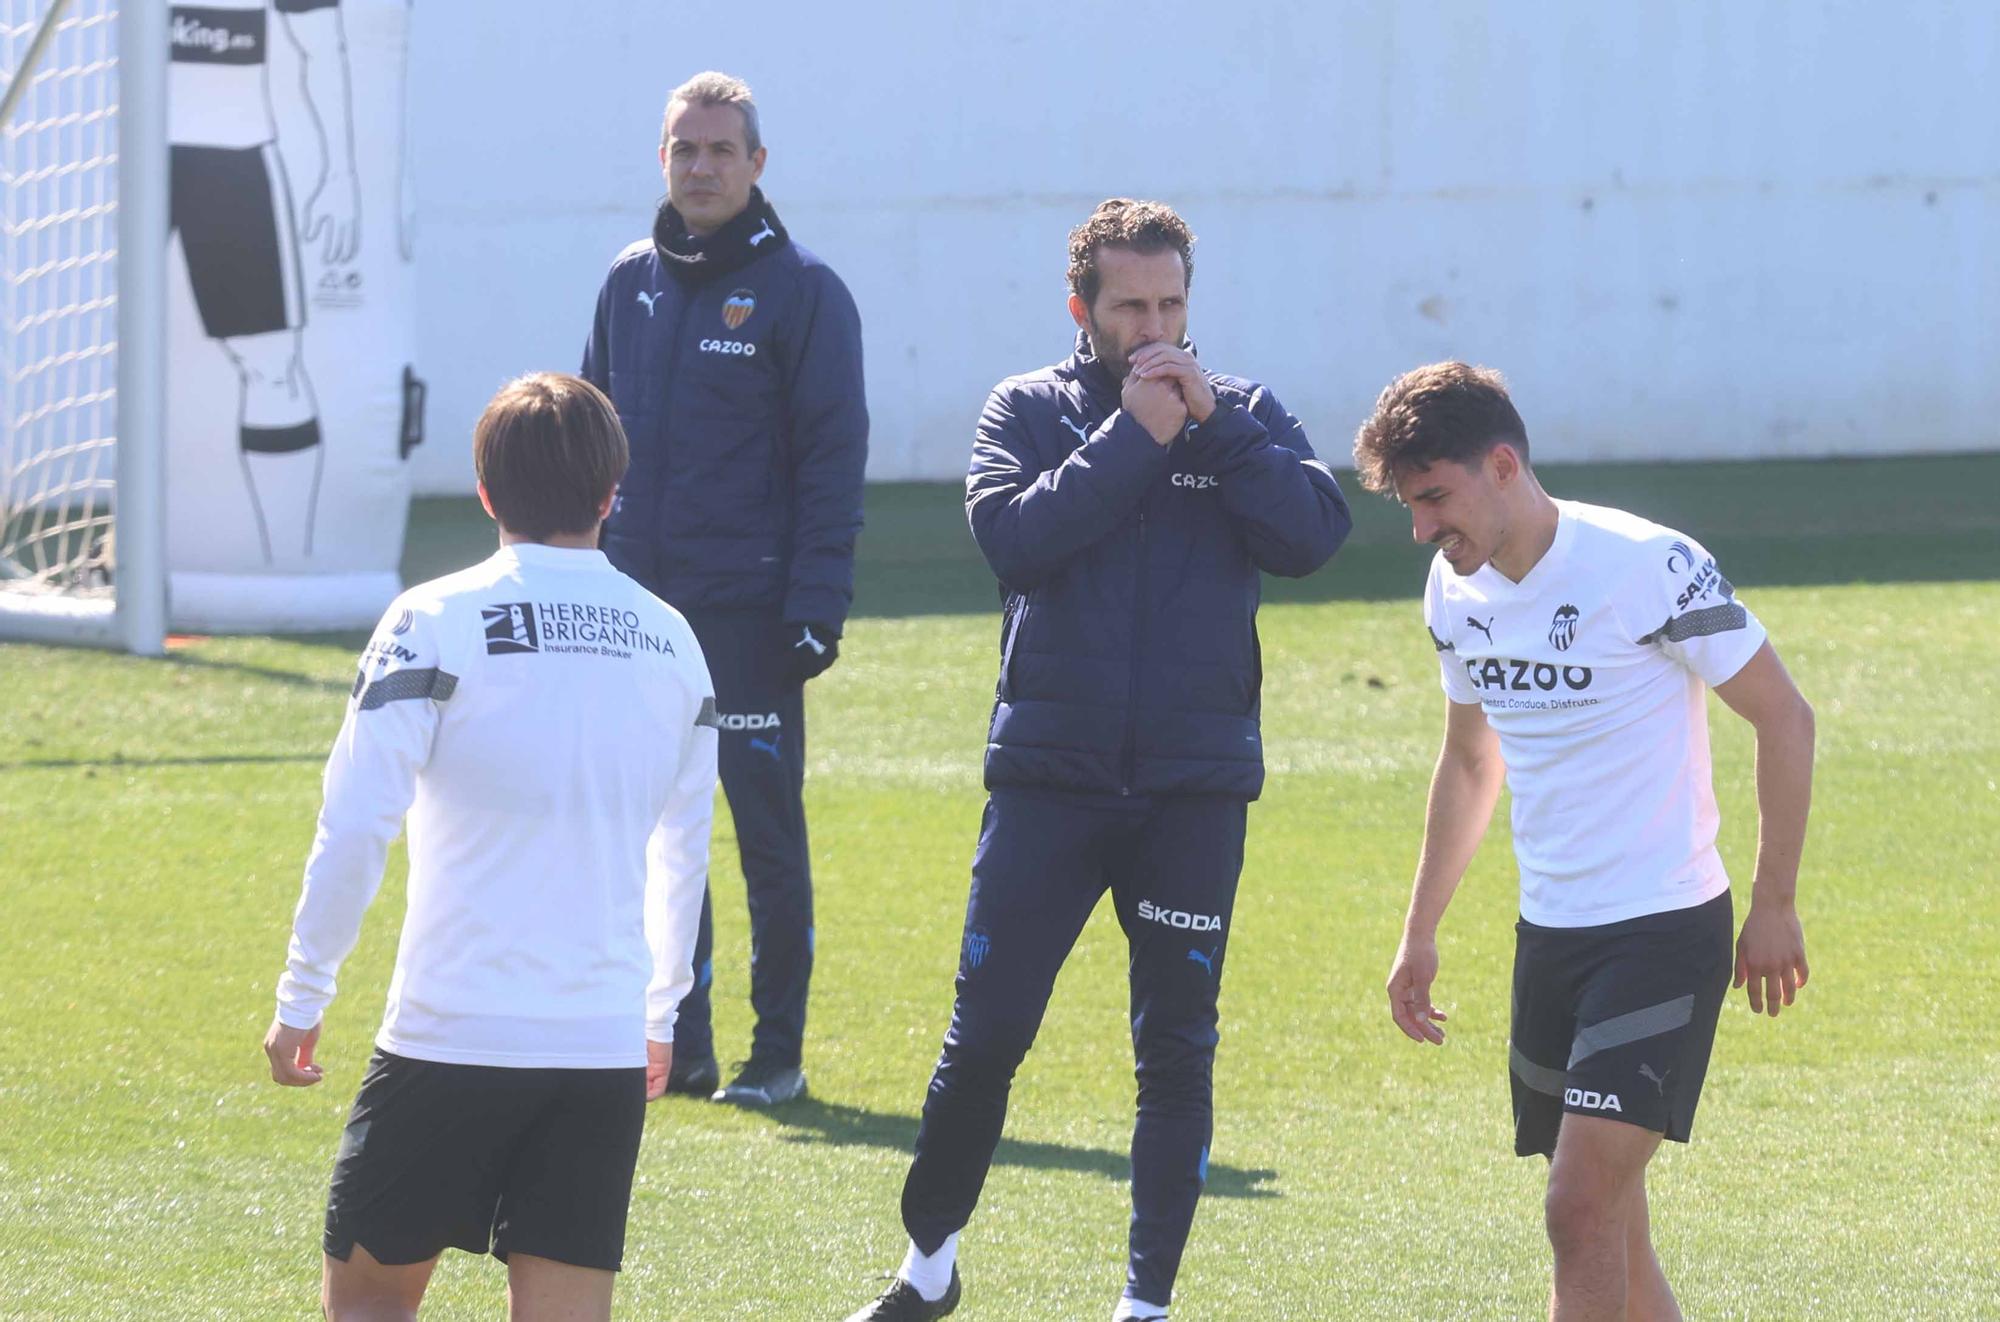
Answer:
[{"xmin": 998, "ymin": 595, "xmax": 1032, "ymax": 701}]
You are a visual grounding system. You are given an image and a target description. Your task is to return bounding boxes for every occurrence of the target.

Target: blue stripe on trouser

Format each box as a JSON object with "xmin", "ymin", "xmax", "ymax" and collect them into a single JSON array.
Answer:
[{"xmin": 900, "ymin": 787, "xmax": 1247, "ymax": 1309}]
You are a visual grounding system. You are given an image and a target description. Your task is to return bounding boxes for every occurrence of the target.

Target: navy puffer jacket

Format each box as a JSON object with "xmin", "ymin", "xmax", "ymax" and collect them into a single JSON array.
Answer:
[
  {"xmin": 582, "ymin": 191, "xmax": 867, "ymax": 630},
  {"xmin": 968, "ymin": 334, "xmax": 1352, "ymax": 799}
]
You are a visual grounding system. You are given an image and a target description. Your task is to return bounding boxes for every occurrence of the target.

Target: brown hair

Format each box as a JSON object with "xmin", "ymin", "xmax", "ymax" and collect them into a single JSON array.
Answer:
[
  {"xmin": 1351, "ymin": 362, "xmax": 1530, "ymax": 494},
  {"xmin": 1066, "ymin": 198, "xmax": 1195, "ymax": 307},
  {"xmin": 472, "ymin": 373, "xmax": 629, "ymax": 540},
  {"xmin": 662, "ymin": 70, "xmax": 761, "ymax": 154}
]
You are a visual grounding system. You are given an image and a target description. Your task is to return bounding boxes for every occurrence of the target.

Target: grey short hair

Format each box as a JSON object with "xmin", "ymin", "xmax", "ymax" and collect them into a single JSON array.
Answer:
[{"xmin": 661, "ymin": 71, "xmax": 762, "ymax": 155}]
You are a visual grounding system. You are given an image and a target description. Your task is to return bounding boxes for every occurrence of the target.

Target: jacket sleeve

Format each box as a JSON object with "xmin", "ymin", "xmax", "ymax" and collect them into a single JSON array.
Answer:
[
  {"xmin": 644, "ymin": 652, "xmax": 719, "ymax": 1044},
  {"xmin": 1185, "ymin": 384, "xmax": 1352, "ymax": 578},
  {"xmin": 275, "ymin": 603, "xmax": 450, "ymax": 1029},
  {"xmin": 965, "ymin": 386, "xmax": 1171, "ymax": 593},
  {"xmin": 580, "ymin": 264, "xmax": 615, "ymax": 391},
  {"xmin": 780, "ymin": 268, "xmax": 869, "ymax": 632}
]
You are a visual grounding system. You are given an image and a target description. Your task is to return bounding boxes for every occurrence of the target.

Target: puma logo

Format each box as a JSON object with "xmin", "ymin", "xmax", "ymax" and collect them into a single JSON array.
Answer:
[
  {"xmin": 1638, "ymin": 1063, "xmax": 1671, "ymax": 1095},
  {"xmin": 794, "ymin": 627, "xmax": 828, "ymax": 657},
  {"xmin": 750, "ymin": 733, "xmax": 782, "ymax": 760},
  {"xmin": 1466, "ymin": 615, "xmax": 1495, "ymax": 645},
  {"xmin": 1186, "ymin": 946, "xmax": 1218, "ymax": 976},
  {"xmin": 635, "ymin": 290, "xmax": 660, "ymax": 316},
  {"xmin": 748, "ymin": 219, "xmax": 777, "ymax": 246},
  {"xmin": 1059, "ymin": 416, "xmax": 1089, "ymax": 443}
]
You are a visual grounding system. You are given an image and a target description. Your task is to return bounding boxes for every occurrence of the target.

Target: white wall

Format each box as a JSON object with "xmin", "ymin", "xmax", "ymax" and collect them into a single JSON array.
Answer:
[{"xmin": 407, "ymin": 0, "xmax": 2000, "ymax": 492}]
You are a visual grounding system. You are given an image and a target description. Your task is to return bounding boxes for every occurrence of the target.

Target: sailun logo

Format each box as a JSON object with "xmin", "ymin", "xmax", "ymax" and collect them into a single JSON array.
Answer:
[{"xmin": 1666, "ymin": 540, "xmax": 1696, "ymax": 574}]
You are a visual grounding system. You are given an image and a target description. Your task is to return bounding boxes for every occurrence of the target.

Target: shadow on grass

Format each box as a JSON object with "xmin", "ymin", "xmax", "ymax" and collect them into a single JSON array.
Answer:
[
  {"xmin": 164, "ymin": 647, "xmax": 359, "ymax": 694},
  {"xmin": 738, "ymin": 1097, "xmax": 1281, "ymax": 1200}
]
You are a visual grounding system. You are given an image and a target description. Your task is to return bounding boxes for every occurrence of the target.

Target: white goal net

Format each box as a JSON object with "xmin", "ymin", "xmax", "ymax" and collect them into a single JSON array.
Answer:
[{"xmin": 0, "ymin": 0, "xmax": 163, "ymax": 651}]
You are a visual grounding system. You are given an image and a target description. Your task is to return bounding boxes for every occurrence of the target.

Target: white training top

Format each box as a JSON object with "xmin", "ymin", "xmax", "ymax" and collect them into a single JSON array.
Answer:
[
  {"xmin": 275, "ymin": 544, "xmax": 718, "ymax": 1068},
  {"xmin": 1425, "ymin": 500, "xmax": 1766, "ymax": 928}
]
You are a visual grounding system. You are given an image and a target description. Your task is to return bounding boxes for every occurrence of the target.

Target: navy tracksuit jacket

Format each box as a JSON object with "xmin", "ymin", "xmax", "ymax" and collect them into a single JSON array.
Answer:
[
  {"xmin": 582, "ymin": 190, "xmax": 867, "ymax": 1067},
  {"xmin": 900, "ymin": 334, "xmax": 1351, "ymax": 1307}
]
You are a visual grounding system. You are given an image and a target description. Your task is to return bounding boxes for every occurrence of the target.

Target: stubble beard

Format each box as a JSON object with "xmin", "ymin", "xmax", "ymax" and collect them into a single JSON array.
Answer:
[{"xmin": 1088, "ymin": 318, "xmax": 1136, "ymax": 381}]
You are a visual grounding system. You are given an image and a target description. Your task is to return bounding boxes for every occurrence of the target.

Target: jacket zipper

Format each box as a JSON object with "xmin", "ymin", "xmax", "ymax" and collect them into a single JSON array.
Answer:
[
  {"xmin": 1120, "ymin": 504, "xmax": 1148, "ymax": 794},
  {"xmin": 650, "ymin": 288, "xmax": 696, "ymax": 533}
]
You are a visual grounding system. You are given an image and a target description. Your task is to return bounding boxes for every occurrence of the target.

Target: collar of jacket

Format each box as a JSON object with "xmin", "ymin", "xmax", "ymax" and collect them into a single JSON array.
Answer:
[
  {"xmin": 652, "ymin": 187, "xmax": 790, "ymax": 286},
  {"xmin": 1061, "ymin": 330, "xmax": 1202, "ymax": 406},
  {"xmin": 1063, "ymin": 330, "xmax": 1121, "ymax": 405}
]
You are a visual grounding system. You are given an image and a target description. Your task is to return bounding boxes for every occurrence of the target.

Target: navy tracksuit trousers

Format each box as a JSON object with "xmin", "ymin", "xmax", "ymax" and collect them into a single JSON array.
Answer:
[
  {"xmin": 901, "ymin": 786, "xmax": 1248, "ymax": 1308},
  {"xmin": 674, "ymin": 610, "xmax": 813, "ymax": 1069}
]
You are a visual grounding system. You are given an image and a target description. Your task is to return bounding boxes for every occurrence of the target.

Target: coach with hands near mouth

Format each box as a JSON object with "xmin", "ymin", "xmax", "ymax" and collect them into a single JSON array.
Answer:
[
  {"xmin": 582, "ymin": 72, "xmax": 868, "ymax": 1107},
  {"xmin": 847, "ymin": 199, "xmax": 1351, "ymax": 1321}
]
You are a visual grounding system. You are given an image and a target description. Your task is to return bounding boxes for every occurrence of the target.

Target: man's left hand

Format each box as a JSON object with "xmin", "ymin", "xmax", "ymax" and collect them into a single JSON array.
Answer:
[
  {"xmin": 784, "ymin": 623, "xmax": 840, "ymax": 682},
  {"xmin": 646, "ymin": 1040, "xmax": 673, "ymax": 1101},
  {"xmin": 1734, "ymin": 900, "xmax": 1809, "ymax": 1017},
  {"xmin": 1128, "ymin": 343, "xmax": 1216, "ymax": 424},
  {"xmin": 263, "ymin": 1015, "xmax": 325, "ymax": 1087}
]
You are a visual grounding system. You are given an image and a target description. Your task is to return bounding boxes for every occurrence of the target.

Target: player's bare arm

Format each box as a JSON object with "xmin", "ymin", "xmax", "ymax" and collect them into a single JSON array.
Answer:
[
  {"xmin": 1712, "ymin": 640, "xmax": 1815, "ymax": 1017},
  {"xmin": 1387, "ymin": 697, "xmax": 1506, "ymax": 1045}
]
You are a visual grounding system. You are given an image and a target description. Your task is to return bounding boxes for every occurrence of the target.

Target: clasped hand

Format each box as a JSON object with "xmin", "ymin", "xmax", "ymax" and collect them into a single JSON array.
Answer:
[{"xmin": 1120, "ymin": 343, "xmax": 1215, "ymax": 444}]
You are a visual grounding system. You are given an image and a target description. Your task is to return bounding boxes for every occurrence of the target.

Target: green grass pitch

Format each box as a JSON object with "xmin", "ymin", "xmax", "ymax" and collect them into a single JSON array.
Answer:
[{"xmin": 1, "ymin": 455, "xmax": 1996, "ymax": 1318}]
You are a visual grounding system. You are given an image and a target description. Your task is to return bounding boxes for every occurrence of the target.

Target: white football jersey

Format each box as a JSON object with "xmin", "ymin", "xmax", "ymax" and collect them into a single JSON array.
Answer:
[
  {"xmin": 276, "ymin": 544, "xmax": 718, "ymax": 1068},
  {"xmin": 1426, "ymin": 500, "xmax": 1766, "ymax": 927}
]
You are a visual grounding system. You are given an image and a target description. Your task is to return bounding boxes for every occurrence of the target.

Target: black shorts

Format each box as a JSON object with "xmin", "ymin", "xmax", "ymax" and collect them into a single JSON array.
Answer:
[
  {"xmin": 324, "ymin": 1049, "xmax": 647, "ymax": 1271},
  {"xmin": 1509, "ymin": 891, "xmax": 1732, "ymax": 1158},
  {"xmin": 170, "ymin": 142, "xmax": 304, "ymax": 341}
]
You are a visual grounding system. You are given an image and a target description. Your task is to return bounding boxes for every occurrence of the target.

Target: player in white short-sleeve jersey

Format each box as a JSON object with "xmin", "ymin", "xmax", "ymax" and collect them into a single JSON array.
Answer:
[
  {"xmin": 1354, "ymin": 363, "xmax": 1815, "ymax": 1322},
  {"xmin": 261, "ymin": 373, "xmax": 716, "ymax": 1322}
]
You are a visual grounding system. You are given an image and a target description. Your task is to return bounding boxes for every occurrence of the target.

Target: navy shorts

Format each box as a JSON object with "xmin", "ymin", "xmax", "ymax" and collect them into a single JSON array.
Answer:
[
  {"xmin": 1508, "ymin": 891, "xmax": 1733, "ymax": 1158},
  {"xmin": 324, "ymin": 1049, "xmax": 646, "ymax": 1271}
]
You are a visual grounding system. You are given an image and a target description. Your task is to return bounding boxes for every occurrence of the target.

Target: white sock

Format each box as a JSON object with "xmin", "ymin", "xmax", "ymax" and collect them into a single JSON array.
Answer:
[
  {"xmin": 897, "ymin": 1233, "xmax": 959, "ymax": 1302},
  {"xmin": 1114, "ymin": 1295, "xmax": 1169, "ymax": 1320}
]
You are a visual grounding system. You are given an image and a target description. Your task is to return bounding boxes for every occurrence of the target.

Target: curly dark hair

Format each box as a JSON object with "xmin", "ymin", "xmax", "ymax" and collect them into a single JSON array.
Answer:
[
  {"xmin": 1066, "ymin": 198, "xmax": 1195, "ymax": 306},
  {"xmin": 1351, "ymin": 362, "xmax": 1530, "ymax": 494}
]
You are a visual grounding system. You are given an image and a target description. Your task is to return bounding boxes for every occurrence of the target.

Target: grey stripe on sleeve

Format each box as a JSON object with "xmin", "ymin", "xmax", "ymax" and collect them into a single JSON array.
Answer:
[
  {"xmin": 356, "ymin": 667, "xmax": 458, "ymax": 711},
  {"xmin": 1645, "ymin": 603, "xmax": 1748, "ymax": 645},
  {"xmin": 1568, "ymin": 994, "xmax": 1695, "ymax": 1068}
]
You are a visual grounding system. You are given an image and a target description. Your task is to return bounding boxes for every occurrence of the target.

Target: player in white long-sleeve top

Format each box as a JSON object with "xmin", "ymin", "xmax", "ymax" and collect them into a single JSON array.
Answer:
[{"xmin": 262, "ymin": 372, "xmax": 718, "ymax": 1322}]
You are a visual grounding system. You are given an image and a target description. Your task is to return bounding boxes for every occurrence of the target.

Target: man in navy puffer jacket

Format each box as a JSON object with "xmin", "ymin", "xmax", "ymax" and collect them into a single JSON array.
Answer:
[
  {"xmin": 847, "ymin": 200, "xmax": 1349, "ymax": 1322},
  {"xmin": 582, "ymin": 72, "xmax": 866, "ymax": 1109}
]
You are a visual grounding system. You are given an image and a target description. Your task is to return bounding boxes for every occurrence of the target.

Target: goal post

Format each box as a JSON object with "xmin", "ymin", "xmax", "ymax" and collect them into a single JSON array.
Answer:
[{"xmin": 0, "ymin": 0, "xmax": 166, "ymax": 654}]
